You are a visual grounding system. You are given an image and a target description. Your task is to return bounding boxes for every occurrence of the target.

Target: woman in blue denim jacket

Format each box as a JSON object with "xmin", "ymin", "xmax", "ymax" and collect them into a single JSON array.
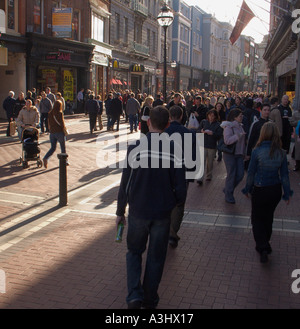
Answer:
[{"xmin": 242, "ymin": 122, "xmax": 293, "ymax": 263}]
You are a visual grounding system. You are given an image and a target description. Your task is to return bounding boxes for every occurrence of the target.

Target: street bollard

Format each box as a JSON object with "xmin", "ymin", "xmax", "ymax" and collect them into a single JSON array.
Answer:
[{"xmin": 58, "ymin": 153, "xmax": 68, "ymax": 207}]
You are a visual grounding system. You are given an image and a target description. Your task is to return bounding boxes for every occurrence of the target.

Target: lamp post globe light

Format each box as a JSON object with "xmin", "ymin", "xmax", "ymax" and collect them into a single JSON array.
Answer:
[{"xmin": 157, "ymin": 3, "xmax": 174, "ymax": 103}]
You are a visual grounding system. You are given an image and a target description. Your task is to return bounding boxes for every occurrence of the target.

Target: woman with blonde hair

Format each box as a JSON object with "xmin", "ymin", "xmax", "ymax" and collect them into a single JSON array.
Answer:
[
  {"xmin": 242, "ymin": 122, "xmax": 293, "ymax": 263},
  {"xmin": 140, "ymin": 96, "xmax": 154, "ymax": 135},
  {"xmin": 43, "ymin": 100, "xmax": 68, "ymax": 168}
]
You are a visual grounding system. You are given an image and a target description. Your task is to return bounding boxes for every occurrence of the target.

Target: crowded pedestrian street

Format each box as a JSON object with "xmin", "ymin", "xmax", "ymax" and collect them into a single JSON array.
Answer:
[{"xmin": 0, "ymin": 113, "xmax": 299, "ymax": 309}]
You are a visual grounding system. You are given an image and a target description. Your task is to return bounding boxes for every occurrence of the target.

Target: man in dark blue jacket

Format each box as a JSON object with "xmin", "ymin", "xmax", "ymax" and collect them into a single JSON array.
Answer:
[
  {"xmin": 3, "ymin": 91, "xmax": 16, "ymax": 136},
  {"xmin": 116, "ymin": 106, "xmax": 187, "ymax": 309},
  {"xmin": 85, "ymin": 94, "xmax": 100, "ymax": 134},
  {"xmin": 165, "ymin": 105, "xmax": 197, "ymax": 248}
]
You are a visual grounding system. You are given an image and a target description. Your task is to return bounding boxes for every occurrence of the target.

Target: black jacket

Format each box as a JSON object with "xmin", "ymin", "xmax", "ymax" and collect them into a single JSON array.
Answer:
[
  {"xmin": 116, "ymin": 133, "xmax": 187, "ymax": 220},
  {"xmin": 199, "ymin": 120, "xmax": 223, "ymax": 149},
  {"xmin": 3, "ymin": 96, "xmax": 16, "ymax": 119},
  {"xmin": 165, "ymin": 121, "xmax": 197, "ymax": 182},
  {"xmin": 247, "ymin": 118, "xmax": 268, "ymax": 156},
  {"xmin": 110, "ymin": 97, "xmax": 123, "ymax": 119},
  {"xmin": 85, "ymin": 99, "xmax": 100, "ymax": 115},
  {"xmin": 14, "ymin": 99, "xmax": 26, "ymax": 118},
  {"xmin": 190, "ymin": 105, "xmax": 207, "ymax": 124}
]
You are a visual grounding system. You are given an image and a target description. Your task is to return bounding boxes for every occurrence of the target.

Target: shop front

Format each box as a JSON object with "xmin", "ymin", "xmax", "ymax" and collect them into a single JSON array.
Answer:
[
  {"xmin": 26, "ymin": 33, "xmax": 94, "ymax": 101},
  {"xmin": 110, "ymin": 58, "xmax": 130, "ymax": 92},
  {"xmin": 156, "ymin": 64, "xmax": 177, "ymax": 95},
  {"xmin": 179, "ymin": 65, "xmax": 192, "ymax": 91},
  {"xmin": 0, "ymin": 33, "xmax": 27, "ymax": 119}
]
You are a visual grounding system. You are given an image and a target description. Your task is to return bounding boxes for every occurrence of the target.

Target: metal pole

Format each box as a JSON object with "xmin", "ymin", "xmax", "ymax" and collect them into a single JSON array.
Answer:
[
  {"xmin": 163, "ymin": 25, "xmax": 167, "ymax": 103},
  {"xmin": 58, "ymin": 153, "xmax": 68, "ymax": 207}
]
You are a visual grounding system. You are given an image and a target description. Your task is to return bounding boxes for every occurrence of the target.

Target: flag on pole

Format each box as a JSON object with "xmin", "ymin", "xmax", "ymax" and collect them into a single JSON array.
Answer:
[
  {"xmin": 236, "ymin": 61, "xmax": 243, "ymax": 73},
  {"xmin": 229, "ymin": 1, "xmax": 255, "ymax": 45}
]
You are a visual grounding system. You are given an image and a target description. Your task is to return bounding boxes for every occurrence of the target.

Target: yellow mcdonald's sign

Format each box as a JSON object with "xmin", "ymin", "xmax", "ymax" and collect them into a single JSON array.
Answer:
[
  {"xmin": 112, "ymin": 59, "xmax": 119, "ymax": 69},
  {"xmin": 131, "ymin": 64, "xmax": 145, "ymax": 72}
]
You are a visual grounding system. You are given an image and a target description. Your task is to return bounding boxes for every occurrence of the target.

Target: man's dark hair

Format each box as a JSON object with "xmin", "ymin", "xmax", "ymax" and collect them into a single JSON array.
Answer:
[
  {"xmin": 150, "ymin": 106, "xmax": 170, "ymax": 131},
  {"xmin": 169, "ymin": 105, "xmax": 183, "ymax": 121},
  {"xmin": 270, "ymin": 97, "xmax": 279, "ymax": 105},
  {"xmin": 245, "ymin": 98, "xmax": 253, "ymax": 109},
  {"xmin": 262, "ymin": 103, "xmax": 271, "ymax": 109}
]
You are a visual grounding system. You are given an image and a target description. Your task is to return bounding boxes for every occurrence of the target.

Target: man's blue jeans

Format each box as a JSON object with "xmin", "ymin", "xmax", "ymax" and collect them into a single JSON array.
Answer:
[
  {"xmin": 126, "ymin": 214, "xmax": 171, "ymax": 308},
  {"xmin": 44, "ymin": 132, "xmax": 66, "ymax": 160},
  {"xmin": 223, "ymin": 153, "xmax": 244, "ymax": 203},
  {"xmin": 128, "ymin": 114, "xmax": 138, "ymax": 132}
]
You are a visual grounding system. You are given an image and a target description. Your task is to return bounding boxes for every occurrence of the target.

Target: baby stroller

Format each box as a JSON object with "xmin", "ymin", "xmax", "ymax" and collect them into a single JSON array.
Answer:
[{"xmin": 20, "ymin": 127, "xmax": 43, "ymax": 169}]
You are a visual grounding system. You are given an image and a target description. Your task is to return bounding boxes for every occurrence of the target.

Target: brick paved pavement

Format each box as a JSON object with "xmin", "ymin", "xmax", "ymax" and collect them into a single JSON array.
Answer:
[{"xmin": 0, "ymin": 116, "xmax": 300, "ymax": 309}]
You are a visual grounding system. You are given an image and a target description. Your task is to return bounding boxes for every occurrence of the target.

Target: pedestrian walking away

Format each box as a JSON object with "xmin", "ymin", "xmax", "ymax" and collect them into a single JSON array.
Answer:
[
  {"xmin": 126, "ymin": 93, "xmax": 140, "ymax": 133},
  {"xmin": 3, "ymin": 91, "xmax": 16, "ymax": 136},
  {"xmin": 165, "ymin": 105, "xmax": 196, "ymax": 249},
  {"xmin": 242, "ymin": 122, "xmax": 293, "ymax": 263},
  {"xmin": 115, "ymin": 106, "xmax": 187, "ymax": 309},
  {"xmin": 85, "ymin": 94, "xmax": 100, "ymax": 135},
  {"xmin": 221, "ymin": 108, "xmax": 246, "ymax": 204},
  {"xmin": 43, "ymin": 100, "xmax": 69, "ymax": 169},
  {"xmin": 40, "ymin": 92, "xmax": 53, "ymax": 133}
]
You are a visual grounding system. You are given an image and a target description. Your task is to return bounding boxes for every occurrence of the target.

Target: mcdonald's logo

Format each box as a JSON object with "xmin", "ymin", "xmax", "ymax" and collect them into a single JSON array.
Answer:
[
  {"xmin": 130, "ymin": 64, "xmax": 145, "ymax": 72},
  {"xmin": 112, "ymin": 59, "xmax": 119, "ymax": 69}
]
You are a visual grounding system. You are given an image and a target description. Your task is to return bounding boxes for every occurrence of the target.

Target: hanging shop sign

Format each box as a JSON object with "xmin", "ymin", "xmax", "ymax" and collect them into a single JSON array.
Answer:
[{"xmin": 112, "ymin": 59, "xmax": 119, "ymax": 69}]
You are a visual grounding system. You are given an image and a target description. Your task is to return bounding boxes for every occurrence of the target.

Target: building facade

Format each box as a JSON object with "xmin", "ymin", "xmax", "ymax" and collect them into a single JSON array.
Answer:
[
  {"xmin": 263, "ymin": 0, "xmax": 299, "ymax": 102},
  {"xmin": 110, "ymin": 0, "xmax": 159, "ymax": 95},
  {"xmin": 0, "ymin": 0, "xmax": 27, "ymax": 119}
]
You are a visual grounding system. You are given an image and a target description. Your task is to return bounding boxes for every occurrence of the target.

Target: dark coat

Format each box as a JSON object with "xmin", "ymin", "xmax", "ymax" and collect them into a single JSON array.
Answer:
[
  {"xmin": 199, "ymin": 120, "xmax": 223, "ymax": 149},
  {"xmin": 3, "ymin": 96, "xmax": 16, "ymax": 120},
  {"xmin": 85, "ymin": 99, "xmax": 100, "ymax": 115},
  {"xmin": 190, "ymin": 104, "xmax": 207, "ymax": 124},
  {"xmin": 110, "ymin": 97, "xmax": 123, "ymax": 120},
  {"xmin": 116, "ymin": 133, "xmax": 187, "ymax": 220},
  {"xmin": 14, "ymin": 98, "xmax": 26, "ymax": 118},
  {"xmin": 247, "ymin": 118, "xmax": 269, "ymax": 156}
]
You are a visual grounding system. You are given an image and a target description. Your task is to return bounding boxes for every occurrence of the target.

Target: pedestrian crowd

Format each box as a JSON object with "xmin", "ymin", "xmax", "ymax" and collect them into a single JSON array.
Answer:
[
  {"xmin": 112, "ymin": 88, "xmax": 296, "ymax": 309},
  {"xmin": 2, "ymin": 86, "xmax": 298, "ymax": 309}
]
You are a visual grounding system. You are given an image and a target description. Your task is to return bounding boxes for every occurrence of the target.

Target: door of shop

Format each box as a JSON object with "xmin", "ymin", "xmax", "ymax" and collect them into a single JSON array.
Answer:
[{"xmin": 131, "ymin": 75, "xmax": 141, "ymax": 93}]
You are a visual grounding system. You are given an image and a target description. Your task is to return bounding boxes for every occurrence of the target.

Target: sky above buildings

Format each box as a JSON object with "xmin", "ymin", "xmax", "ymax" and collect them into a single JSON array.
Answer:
[{"xmin": 187, "ymin": 0, "xmax": 270, "ymax": 43}]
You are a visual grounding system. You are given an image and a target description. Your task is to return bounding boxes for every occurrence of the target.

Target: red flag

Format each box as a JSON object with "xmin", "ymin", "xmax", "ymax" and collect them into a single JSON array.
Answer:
[{"xmin": 229, "ymin": 1, "xmax": 255, "ymax": 45}]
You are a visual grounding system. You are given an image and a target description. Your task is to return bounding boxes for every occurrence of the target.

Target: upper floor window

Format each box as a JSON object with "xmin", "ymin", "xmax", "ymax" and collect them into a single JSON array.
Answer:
[
  {"xmin": 92, "ymin": 12, "xmax": 104, "ymax": 43},
  {"xmin": 33, "ymin": 0, "xmax": 42, "ymax": 33},
  {"xmin": 115, "ymin": 13, "xmax": 120, "ymax": 41},
  {"xmin": 0, "ymin": 0, "xmax": 19, "ymax": 33},
  {"xmin": 72, "ymin": 9, "xmax": 80, "ymax": 41}
]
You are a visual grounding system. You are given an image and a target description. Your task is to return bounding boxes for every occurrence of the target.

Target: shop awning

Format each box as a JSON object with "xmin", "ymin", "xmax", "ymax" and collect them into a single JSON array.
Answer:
[
  {"xmin": 111, "ymin": 79, "xmax": 118, "ymax": 84},
  {"xmin": 116, "ymin": 79, "xmax": 123, "ymax": 85}
]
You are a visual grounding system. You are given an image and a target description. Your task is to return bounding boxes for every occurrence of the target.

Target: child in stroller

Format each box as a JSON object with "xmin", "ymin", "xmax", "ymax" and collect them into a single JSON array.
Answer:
[{"xmin": 20, "ymin": 127, "xmax": 43, "ymax": 169}]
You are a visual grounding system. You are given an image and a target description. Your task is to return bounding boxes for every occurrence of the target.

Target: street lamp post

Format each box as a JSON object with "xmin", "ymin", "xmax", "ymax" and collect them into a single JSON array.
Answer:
[{"xmin": 157, "ymin": 3, "xmax": 174, "ymax": 103}]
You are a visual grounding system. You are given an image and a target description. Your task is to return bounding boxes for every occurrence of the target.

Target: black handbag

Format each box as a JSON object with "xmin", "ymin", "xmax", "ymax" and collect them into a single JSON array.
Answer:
[{"xmin": 217, "ymin": 138, "xmax": 236, "ymax": 154}]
